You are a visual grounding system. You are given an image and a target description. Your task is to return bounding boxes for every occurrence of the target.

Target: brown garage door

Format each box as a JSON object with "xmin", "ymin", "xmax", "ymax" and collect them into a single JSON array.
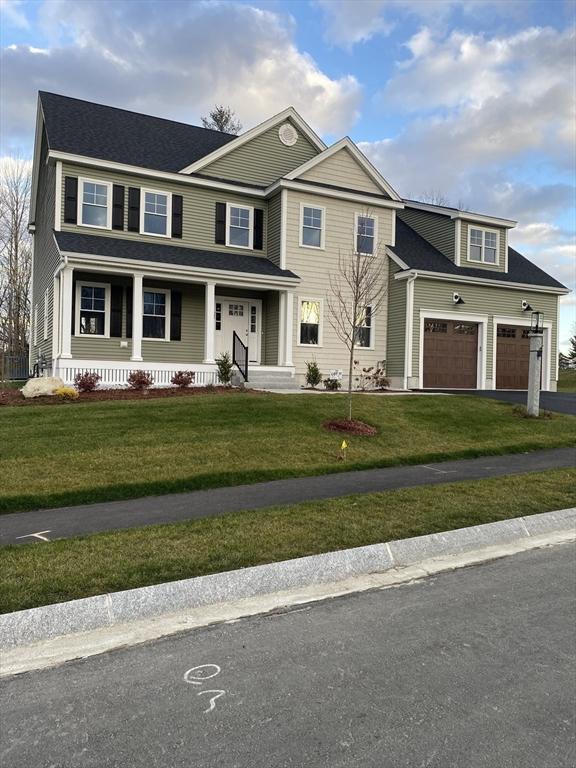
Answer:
[
  {"xmin": 496, "ymin": 325, "xmax": 530, "ymax": 389},
  {"xmin": 423, "ymin": 320, "xmax": 478, "ymax": 388}
]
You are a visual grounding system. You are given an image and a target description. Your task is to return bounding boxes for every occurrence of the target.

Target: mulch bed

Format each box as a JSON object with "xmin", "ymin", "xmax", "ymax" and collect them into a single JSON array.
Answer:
[
  {"xmin": 0, "ymin": 386, "xmax": 263, "ymax": 407},
  {"xmin": 322, "ymin": 418, "xmax": 377, "ymax": 436}
]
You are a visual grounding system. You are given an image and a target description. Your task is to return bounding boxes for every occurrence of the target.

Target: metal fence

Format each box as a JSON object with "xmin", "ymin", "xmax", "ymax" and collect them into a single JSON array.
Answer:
[{"xmin": 0, "ymin": 354, "xmax": 29, "ymax": 381}]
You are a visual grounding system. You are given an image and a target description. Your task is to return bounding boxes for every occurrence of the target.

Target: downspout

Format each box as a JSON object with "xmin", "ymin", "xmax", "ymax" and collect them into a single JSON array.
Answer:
[{"xmin": 403, "ymin": 273, "xmax": 416, "ymax": 390}]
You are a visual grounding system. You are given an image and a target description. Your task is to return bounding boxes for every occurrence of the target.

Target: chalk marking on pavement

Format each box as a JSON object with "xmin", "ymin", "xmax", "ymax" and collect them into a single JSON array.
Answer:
[
  {"xmin": 183, "ymin": 664, "xmax": 221, "ymax": 685},
  {"xmin": 198, "ymin": 690, "xmax": 225, "ymax": 713},
  {"xmin": 420, "ymin": 466, "xmax": 457, "ymax": 475},
  {"xmin": 15, "ymin": 530, "xmax": 52, "ymax": 542}
]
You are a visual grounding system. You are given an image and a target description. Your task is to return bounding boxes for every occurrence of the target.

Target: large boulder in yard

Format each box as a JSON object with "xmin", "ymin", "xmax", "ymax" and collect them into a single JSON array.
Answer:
[{"xmin": 21, "ymin": 376, "xmax": 65, "ymax": 398}]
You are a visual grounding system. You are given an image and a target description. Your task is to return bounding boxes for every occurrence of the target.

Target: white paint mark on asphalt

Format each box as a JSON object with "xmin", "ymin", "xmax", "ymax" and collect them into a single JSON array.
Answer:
[
  {"xmin": 15, "ymin": 530, "xmax": 52, "ymax": 542},
  {"xmin": 198, "ymin": 689, "xmax": 225, "ymax": 713},
  {"xmin": 421, "ymin": 466, "xmax": 457, "ymax": 475},
  {"xmin": 183, "ymin": 664, "xmax": 221, "ymax": 685}
]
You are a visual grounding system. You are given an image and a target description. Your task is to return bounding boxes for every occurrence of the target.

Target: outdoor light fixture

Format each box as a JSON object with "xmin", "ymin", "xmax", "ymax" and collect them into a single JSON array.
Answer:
[
  {"xmin": 530, "ymin": 311, "xmax": 544, "ymax": 334},
  {"xmin": 522, "ymin": 300, "xmax": 533, "ymax": 312},
  {"xmin": 453, "ymin": 292, "xmax": 465, "ymax": 305}
]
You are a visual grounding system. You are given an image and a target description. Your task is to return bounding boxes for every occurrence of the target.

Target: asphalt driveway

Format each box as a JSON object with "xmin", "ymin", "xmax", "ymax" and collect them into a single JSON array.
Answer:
[{"xmin": 429, "ymin": 389, "xmax": 576, "ymax": 415}]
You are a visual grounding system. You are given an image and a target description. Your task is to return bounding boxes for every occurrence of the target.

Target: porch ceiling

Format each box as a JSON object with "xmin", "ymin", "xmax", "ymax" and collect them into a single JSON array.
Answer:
[{"xmin": 55, "ymin": 231, "xmax": 299, "ymax": 281}]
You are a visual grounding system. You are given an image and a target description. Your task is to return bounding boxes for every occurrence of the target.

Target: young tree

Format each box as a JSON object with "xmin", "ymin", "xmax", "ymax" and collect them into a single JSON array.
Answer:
[
  {"xmin": 326, "ymin": 210, "xmax": 388, "ymax": 421},
  {"xmin": 0, "ymin": 157, "xmax": 32, "ymax": 356},
  {"xmin": 567, "ymin": 328, "xmax": 576, "ymax": 364},
  {"xmin": 201, "ymin": 105, "xmax": 242, "ymax": 134}
]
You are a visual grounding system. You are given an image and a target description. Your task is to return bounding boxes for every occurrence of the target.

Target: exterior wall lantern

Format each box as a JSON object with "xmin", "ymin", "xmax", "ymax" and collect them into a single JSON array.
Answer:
[{"xmin": 530, "ymin": 311, "xmax": 544, "ymax": 335}]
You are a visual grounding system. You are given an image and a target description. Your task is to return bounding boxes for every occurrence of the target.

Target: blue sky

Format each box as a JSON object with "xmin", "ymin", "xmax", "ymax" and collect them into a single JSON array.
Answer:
[{"xmin": 1, "ymin": 0, "xmax": 574, "ymax": 348}]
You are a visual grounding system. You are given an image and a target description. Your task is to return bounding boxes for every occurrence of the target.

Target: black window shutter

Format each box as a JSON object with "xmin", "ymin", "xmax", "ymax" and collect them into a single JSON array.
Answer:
[
  {"xmin": 64, "ymin": 177, "xmax": 78, "ymax": 224},
  {"xmin": 254, "ymin": 209, "xmax": 264, "ymax": 250},
  {"xmin": 112, "ymin": 185, "xmax": 125, "ymax": 230},
  {"xmin": 215, "ymin": 202, "xmax": 226, "ymax": 244},
  {"xmin": 128, "ymin": 188, "xmax": 140, "ymax": 232},
  {"xmin": 110, "ymin": 285, "xmax": 123, "ymax": 337},
  {"xmin": 172, "ymin": 195, "xmax": 183, "ymax": 239},
  {"xmin": 126, "ymin": 287, "xmax": 133, "ymax": 338},
  {"xmin": 170, "ymin": 291, "xmax": 182, "ymax": 341},
  {"xmin": 71, "ymin": 279, "xmax": 76, "ymax": 334}
]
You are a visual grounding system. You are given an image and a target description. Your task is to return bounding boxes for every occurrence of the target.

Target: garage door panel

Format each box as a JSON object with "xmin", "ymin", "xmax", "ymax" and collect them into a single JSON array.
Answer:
[
  {"xmin": 423, "ymin": 319, "xmax": 478, "ymax": 389},
  {"xmin": 496, "ymin": 325, "xmax": 530, "ymax": 389}
]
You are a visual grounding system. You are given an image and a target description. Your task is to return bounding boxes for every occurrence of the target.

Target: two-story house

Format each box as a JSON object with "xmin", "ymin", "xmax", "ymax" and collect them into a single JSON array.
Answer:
[{"xmin": 29, "ymin": 92, "xmax": 568, "ymax": 391}]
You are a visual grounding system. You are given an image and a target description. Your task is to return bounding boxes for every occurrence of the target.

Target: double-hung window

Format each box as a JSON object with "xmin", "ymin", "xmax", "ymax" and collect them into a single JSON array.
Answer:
[
  {"xmin": 469, "ymin": 227, "xmax": 498, "ymax": 264},
  {"xmin": 77, "ymin": 282, "xmax": 110, "ymax": 337},
  {"xmin": 226, "ymin": 204, "xmax": 253, "ymax": 248},
  {"xmin": 143, "ymin": 289, "xmax": 170, "ymax": 340},
  {"xmin": 355, "ymin": 215, "xmax": 376, "ymax": 255},
  {"xmin": 355, "ymin": 306, "xmax": 372, "ymax": 348},
  {"xmin": 299, "ymin": 299, "xmax": 321, "ymax": 345},
  {"xmin": 141, "ymin": 190, "xmax": 170, "ymax": 236},
  {"xmin": 301, "ymin": 205, "xmax": 324, "ymax": 248},
  {"xmin": 80, "ymin": 179, "xmax": 111, "ymax": 228}
]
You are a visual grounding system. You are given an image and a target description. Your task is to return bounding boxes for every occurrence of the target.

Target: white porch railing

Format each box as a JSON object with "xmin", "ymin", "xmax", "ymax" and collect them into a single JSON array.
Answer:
[{"xmin": 55, "ymin": 361, "xmax": 219, "ymax": 388}]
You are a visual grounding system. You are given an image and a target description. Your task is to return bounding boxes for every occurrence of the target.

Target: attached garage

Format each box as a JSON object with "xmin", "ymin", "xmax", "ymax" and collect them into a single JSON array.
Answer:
[
  {"xmin": 496, "ymin": 325, "xmax": 530, "ymax": 389},
  {"xmin": 423, "ymin": 319, "xmax": 478, "ymax": 388}
]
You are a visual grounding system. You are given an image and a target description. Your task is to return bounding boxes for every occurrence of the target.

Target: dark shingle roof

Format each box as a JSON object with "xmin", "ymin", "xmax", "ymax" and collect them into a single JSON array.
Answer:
[
  {"xmin": 54, "ymin": 231, "xmax": 299, "ymax": 280},
  {"xmin": 40, "ymin": 92, "xmax": 236, "ymax": 172},
  {"xmin": 391, "ymin": 219, "xmax": 567, "ymax": 290}
]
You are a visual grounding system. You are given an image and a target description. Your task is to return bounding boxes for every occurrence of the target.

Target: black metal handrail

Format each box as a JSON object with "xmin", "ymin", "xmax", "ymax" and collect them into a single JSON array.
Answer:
[{"xmin": 232, "ymin": 331, "xmax": 248, "ymax": 381}]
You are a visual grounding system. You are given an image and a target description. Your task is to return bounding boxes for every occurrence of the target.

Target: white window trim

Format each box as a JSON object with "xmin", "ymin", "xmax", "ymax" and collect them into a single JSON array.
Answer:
[
  {"xmin": 43, "ymin": 288, "xmax": 49, "ymax": 341},
  {"xmin": 296, "ymin": 296, "xmax": 323, "ymax": 347},
  {"xmin": 353, "ymin": 212, "xmax": 378, "ymax": 256},
  {"xmin": 299, "ymin": 203, "xmax": 325, "ymax": 250},
  {"xmin": 75, "ymin": 280, "xmax": 111, "ymax": 338},
  {"xmin": 225, "ymin": 202, "xmax": 254, "ymax": 250},
  {"xmin": 34, "ymin": 303, "xmax": 38, "ymax": 346},
  {"xmin": 355, "ymin": 304, "xmax": 375, "ymax": 351},
  {"xmin": 140, "ymin": 188, "xmax": 172, "ymax": 238},
  {"xmin": 467, "ymin": 225, "xmax": 500, "ymax": 266},
  {"xmin": 142, "ymin": 287, "xmax": 171, "ymax": 342},
  {"xmin": 78, "ymin": 177, "xmax": 113, "ymax": 230}
]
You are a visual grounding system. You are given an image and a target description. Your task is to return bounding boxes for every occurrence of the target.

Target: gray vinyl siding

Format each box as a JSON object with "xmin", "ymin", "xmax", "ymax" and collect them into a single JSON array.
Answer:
[
  {"xmin": 285, "ymin": 189, "xmax": 394, "ymax": 379},
  {"xmin": 267, "ymin": 193, "xmax": 282, "ymax": 266},
  {"xmin": 299, "ymin": 148, "xmax": 385, "ymax": 196},
  {"xmin": 386, "ymin": 262, "xmax": 406, "ymax": 378},
  {"xmin": 398, "ymin": 209, "xmax": 455, "ymax": 261},
  {"xmin": 411, "ymin": 278, "xmax": 559, "ymax": 383},
  {"xmin": 32, "ymin": 127, "xmax": 60, "ymax": 366},
  {"xmin": 264, "ymin": 292, "xmax": 279, "ymax": 365},
  {"xmin": 60, "ymin": 163, "xmax": 269, "ymax": 259},
  {"xmin": 198, "ymin": 122, "xmax": 319, "ymax": 186},
  {"xmin": 461, "ymin": 221, "xmax": 507, "ymax": 272}
]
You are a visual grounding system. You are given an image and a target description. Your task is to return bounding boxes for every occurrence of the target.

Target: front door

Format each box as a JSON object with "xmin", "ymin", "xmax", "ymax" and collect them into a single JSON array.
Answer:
[{"xmin": 215, "ymin": 298, "xmax": 261, "ymax": 363}]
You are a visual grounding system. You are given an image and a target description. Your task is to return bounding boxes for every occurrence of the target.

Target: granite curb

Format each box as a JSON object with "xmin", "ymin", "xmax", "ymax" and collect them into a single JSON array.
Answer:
[{"xmin": 1, "ymin": 507, "xmax": 574, "ymax": 651}]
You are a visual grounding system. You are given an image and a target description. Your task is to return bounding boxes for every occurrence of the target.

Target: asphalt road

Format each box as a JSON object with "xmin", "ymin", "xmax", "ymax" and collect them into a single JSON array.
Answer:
[
  {"xmin": 429, "ymin": 390, "xmax": 576, "ymax": 416},
  {"xmin": 1, "ymin": 446, "xmax": 575, "ymax": 546},
  {"xmin": 1, "ymin": 543, "xmax": 574, "ymax": 768}
]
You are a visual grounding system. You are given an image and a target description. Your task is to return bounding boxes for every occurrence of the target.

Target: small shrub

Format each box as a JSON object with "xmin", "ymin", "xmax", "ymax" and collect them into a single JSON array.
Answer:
[
  {"xmin": 354, "ymin": 363, "xmax": 389, "ymax": 391},
  {"xmin": 305, "ymin": 360, "xmax": 322, "ymax": 389},
  {"xmin": 512, "ymin": 404, "xmax": 552, "ymax": 420},
  {"xmin": 216, "ymin": 352, "xmax": 234, "ymax": 386},
  {"xmin": 371, "ymin": 368, "xmax": 390, "ymax": 390},
  {"xmin": 54, "ymin": 386, "xmax": 79, "ymax": 400},
  {"xmin": 171, "ymin": 370, "xmax": 195, "ymax": 388},
  {"xmin": 74, "ymin": 371, "xmax": 101, "ymax": 392},
  {"xmin": 205, "ymin": 382, "xmax": 216, "ymax": 393},
  {"xmin": 324, "ymin": 377, "xmax": 342, "ymax": 391},
  {"xmin": 127, "ymin": 370, "xmax": 153, "ymax": 390}
]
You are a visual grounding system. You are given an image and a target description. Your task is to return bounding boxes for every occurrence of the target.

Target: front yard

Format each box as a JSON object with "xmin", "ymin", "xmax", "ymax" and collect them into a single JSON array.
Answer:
[
  {"xmin": 2, "ymin": 468, "xmax": 574, "ymax": 613},
  {"xmin": 1, "ymin": 392, "xmax": 575, "ymax": 514}
]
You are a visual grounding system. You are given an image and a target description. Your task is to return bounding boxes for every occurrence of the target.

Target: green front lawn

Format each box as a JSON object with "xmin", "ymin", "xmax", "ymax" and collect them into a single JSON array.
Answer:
[
  {"xmin": 1, "ymin": 392, "xmax": 575, "ymax": 514},
  {"xmin": 2, "ymin": 468, "xmax": 574, "ymax": 614},
  {"xmin": 558, "ymin": 369, "xmax": 576, "ymax": 392}
]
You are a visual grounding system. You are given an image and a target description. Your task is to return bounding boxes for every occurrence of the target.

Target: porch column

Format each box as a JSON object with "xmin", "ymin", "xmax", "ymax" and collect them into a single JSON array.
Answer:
[
  {"xmin": 278, "ymin": 292, "xmax": 286, "ymax": 366},
  {"xmin": 131, "ymin": 273, "xmax": 143, "ymax": 362},
  {"xmin": 60, "ymin": 265, "xmax": 73, "ymax": 359},
  {"xmin": 283, "ymin": 291, "xmax": 294, "ymax": 367},
  {"xmin": 204, "ymin": 281, "xmax": 216, "ymax": 364}
]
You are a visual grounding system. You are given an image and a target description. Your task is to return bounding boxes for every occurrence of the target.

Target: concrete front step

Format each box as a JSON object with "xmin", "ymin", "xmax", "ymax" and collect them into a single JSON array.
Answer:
[{"xmin": 247, "ymin": 371, "xmax": 300, "ymax": 390}]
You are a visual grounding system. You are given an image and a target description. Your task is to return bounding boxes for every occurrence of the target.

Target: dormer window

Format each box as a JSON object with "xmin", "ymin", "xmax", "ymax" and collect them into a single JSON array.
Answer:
[
  {"xmin": 469, "ymin": 227, "xmax": 498, "ymax": 264},
  {"xmin": 79, "ymin": 179, "xmax": 111, "ymax": 229}
]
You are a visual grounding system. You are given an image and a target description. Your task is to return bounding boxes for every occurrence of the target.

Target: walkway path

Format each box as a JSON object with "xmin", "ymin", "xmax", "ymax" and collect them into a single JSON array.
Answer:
[{"xmin": 1, "ymin": 446, "xmax": 573, "ymax": 546}]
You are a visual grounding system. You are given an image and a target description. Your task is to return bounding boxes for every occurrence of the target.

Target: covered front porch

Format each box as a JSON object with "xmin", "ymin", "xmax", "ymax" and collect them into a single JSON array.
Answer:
[{"xmin": 51, "ymin": 244, "xmax": 299, "ymax": 387}]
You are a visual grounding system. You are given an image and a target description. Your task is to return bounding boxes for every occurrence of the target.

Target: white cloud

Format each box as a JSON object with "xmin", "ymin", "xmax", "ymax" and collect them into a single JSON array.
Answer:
[
  {"xmin": 1, "ymin": 0, "xmax": 362, "ymax": 154},
  {"xmin": 0, "ymin": 0, "xmax": 29, "ymax": 29}
]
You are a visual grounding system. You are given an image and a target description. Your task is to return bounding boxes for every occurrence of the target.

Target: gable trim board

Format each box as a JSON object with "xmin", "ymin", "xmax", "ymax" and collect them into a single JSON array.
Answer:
[
  {"xmin": 393, "ymin": 269, "xmax": 569, "ymax": 295},
  {"xmin": 267, "ymin": 179, "xmax": 405, "ymax": 209},
  {"xmin": 284, "ymin": 138, "xmax": 402, "ymax": 202},
  {"xmin": 179, "ymin": 108, "xmax": 326, "ymax": 175}
]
